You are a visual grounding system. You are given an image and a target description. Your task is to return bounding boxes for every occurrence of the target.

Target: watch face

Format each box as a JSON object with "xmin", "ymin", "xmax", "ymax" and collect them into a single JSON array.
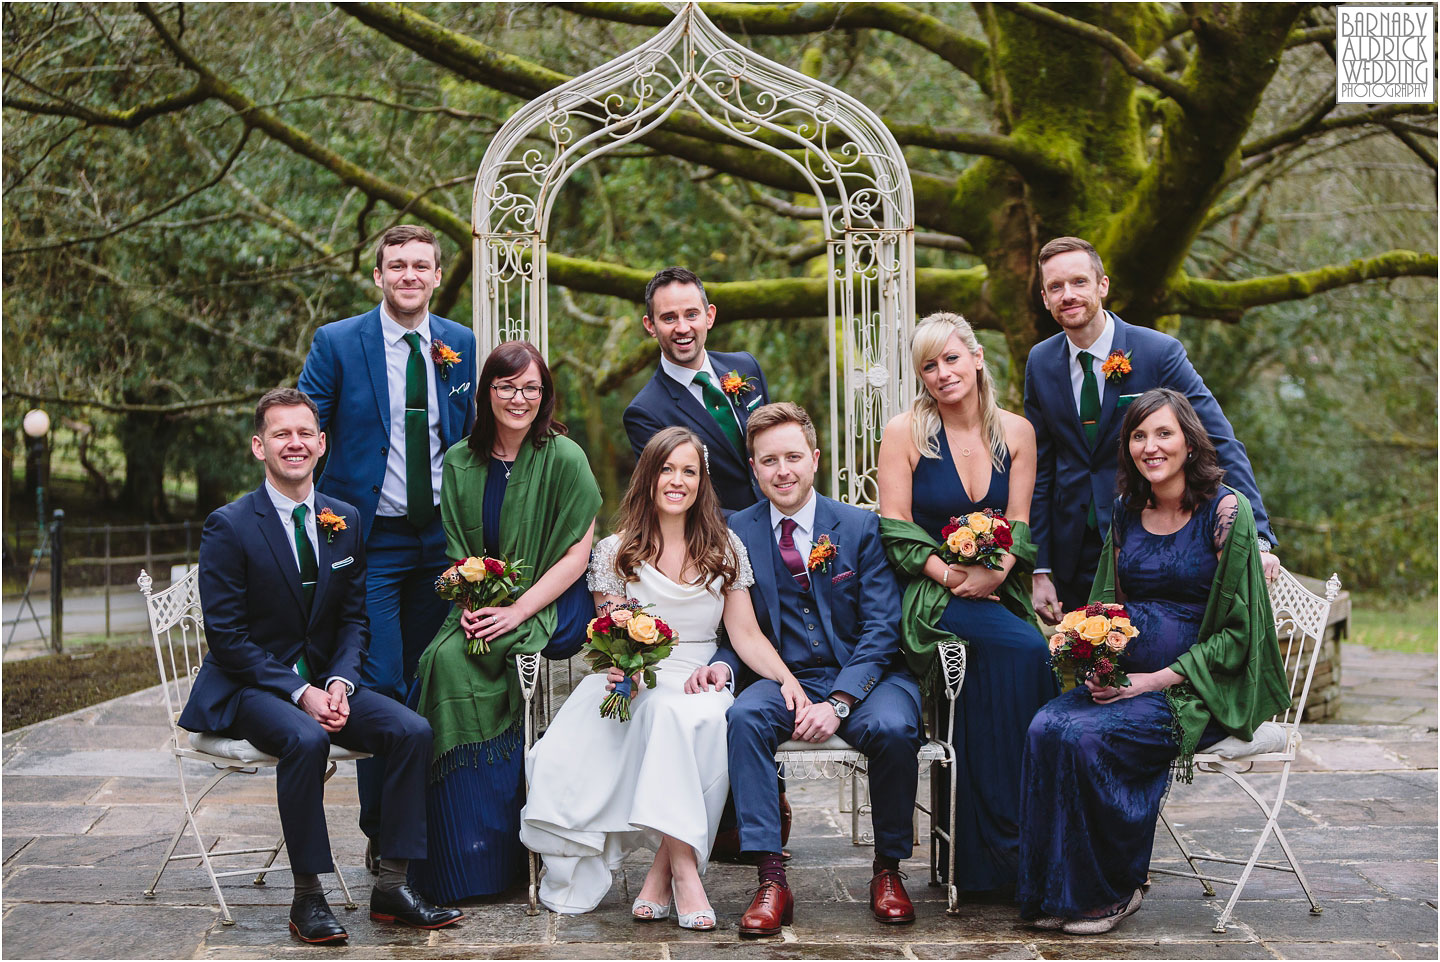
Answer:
[{"xmin": 830, "ymin": 698, "xmax": 849, "ymax": 717}]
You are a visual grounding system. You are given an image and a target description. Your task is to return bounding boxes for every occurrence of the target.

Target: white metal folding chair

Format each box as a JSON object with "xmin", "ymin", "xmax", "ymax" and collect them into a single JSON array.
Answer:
[
  {"xmin": 1151, "ymin": 568, "xmax": 1340, "ymax": 933},
  {"xmin": 138, "ymin": 568, "xmax": 370, "ymax": 925}
]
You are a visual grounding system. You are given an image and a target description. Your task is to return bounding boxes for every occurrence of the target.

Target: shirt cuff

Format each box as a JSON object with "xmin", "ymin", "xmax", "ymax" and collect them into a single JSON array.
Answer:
[
  {"xmin": 324, "ymin": 676, "xmax": 356, "ymax": 696},
  {"xmin": 1034, "ymin": 568, "xmax": 1052, "ymax": 576},
  {"xmin": 290, "ymin": 682, "xmax": 309, "ymax": 704}
]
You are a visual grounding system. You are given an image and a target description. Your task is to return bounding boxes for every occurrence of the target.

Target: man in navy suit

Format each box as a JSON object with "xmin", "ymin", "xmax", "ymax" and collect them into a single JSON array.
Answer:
[
  {"xmin": 178, "ymin": 388, "xmax": 460, "ymax": 943},
  {"xmin": 1024, "ymin": 236, "xmax": 1279, "ymax": 620},
  {"xmin": 623, "ymin": 266, "xmax": 770, "ymax": 513},
  {"xmin": 688, "ymin": 402, "xmax": 923, "ymax": 936},
  {"xmin": 297, "ymin": 225, "xmax": 477, "ymax": 856}
]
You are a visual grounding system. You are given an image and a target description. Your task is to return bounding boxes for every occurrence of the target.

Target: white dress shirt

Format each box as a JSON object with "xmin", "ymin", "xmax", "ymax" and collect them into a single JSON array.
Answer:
[
  {"xmin": 376, "ymin": 303, "xmax": 444, "ymax": 518},
  {"xmin": 770, "ymin": 489, "xmax": 818, "ymax": 564},
  {"xmin": 1065, "ymin": 311, "xmax": 1116, "ymax": 416},
  {"xmin": 660, "ymin": 351, "xmax": 743, "ymax": 422},
  {"xmin": 263, "ymin": 480, "xmax": 354, "ymax": 701}
]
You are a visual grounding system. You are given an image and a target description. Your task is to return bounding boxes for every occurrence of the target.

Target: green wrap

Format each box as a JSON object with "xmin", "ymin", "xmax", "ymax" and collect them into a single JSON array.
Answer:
[
  {"xmin": 1088, "ymin": 488, "xmax": 1290, "ymax": 781},
  {"xmin": 879, "ymin": 516, "xmax": 1040, "ymax": 695},
  {"xmin": 414, "ymin": 435, "xmax": 602, "ymax": 765}
]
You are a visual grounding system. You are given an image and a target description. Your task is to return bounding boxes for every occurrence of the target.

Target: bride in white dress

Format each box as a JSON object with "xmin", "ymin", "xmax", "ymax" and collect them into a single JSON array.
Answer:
[{"xmin": 520, "ymin": 427, "xmax": 806, "ymax": 928}]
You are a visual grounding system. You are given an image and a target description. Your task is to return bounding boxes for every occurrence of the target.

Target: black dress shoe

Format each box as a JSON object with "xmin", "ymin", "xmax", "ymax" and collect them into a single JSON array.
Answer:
[
  {"xmin": 289, "ymin": 893, "xmax": 348, "ymax": 943},
  {"xmin": 369, "ymin": 884, "xmax": 463, "ymax": 929}
]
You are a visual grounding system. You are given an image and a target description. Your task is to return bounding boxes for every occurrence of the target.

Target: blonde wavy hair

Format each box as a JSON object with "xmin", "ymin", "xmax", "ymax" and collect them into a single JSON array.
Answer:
[{"xmin": 909, "ymin": 312, "xmax": 1007, "ymax": 471}]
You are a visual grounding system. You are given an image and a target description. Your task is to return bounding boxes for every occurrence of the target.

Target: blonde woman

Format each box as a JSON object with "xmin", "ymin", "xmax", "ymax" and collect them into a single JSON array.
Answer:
[{"xmin": 876, "ymin": 312, "xmax": 1057, "ymax": 894}]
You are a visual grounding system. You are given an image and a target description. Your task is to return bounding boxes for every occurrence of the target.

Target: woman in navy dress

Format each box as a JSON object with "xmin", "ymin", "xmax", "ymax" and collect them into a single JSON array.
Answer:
[
  {"xmin": 409, "ymin": 341, "xmax": 601, "ymax": 903},
  {"xmin": 1016, "ymin": 389, "xmax": 1288, "ymax": 934},
  {"xmin": 878, "ymin": 312, "xmax": 1057, "ymax": 893}
]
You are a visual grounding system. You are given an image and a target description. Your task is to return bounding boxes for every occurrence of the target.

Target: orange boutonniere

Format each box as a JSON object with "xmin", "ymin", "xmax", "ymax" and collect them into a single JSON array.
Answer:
[
  {"xmin": 807, "ymin": 535, "xmax": 838, "ymax": 573},
  {"xmin": 1101, "ymin": 349, "xmax": 1132, "ymax": 383},
  {"xmin": 316, "ymin": 507, "xmax": 347, "ymax": 543},
  {"xmin": 431, "ymin": 339, "xmax": 462, "ymax": 381},
  {"xmin": 720, "ymin": 369, "xmax": 758, "ymax": 397}
]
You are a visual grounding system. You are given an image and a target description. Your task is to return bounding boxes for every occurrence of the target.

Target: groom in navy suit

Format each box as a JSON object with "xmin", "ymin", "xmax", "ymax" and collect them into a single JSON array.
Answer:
[
  {"xmin": 297, "ymin": 225, "xmax": 477, "ymax": 854},
  {"xmin": 624, "ymin": 266, "xmax": 770, "ymax": 513},
  {"xmin": 178, "ymin": 388, "xmax": 460, "ymax": 943},
  {"xmin": 1024, "ymin": 236, "xmax": 1278, "ymax": 619},
  {"xmin": 690, "ymin": 402, "xmax": 923, "ymax": 936}
]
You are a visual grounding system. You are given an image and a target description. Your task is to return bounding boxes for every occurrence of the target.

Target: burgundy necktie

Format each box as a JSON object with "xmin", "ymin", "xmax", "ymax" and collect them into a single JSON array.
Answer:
[{"xmin": 778, "ymin": 518, "xmax": 811, "ymax": 592}]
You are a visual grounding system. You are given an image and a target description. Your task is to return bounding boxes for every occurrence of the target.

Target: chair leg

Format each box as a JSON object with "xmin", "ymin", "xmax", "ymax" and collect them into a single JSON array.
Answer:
[
  {"xmin": 945, "ymin": 750, "xmax": 958, "ymax": 916},
  {"xmin": 1159, "ymin": 806, "xmax": 1215, "ymax": 897},
  {"xmin": 1212, "ymin": 761, "xmax": 1307, "ymax": 933},
  {"xmin": 1270, "ymin": 822, "xmax": 1323, "ymax": 915},
  {"xmin": 526, "ymin": 852, "xmax": 541, "ymax": 917},
  {"xmin": 146, "ymin": 765, "xmax": 233, "ymax": 899}
]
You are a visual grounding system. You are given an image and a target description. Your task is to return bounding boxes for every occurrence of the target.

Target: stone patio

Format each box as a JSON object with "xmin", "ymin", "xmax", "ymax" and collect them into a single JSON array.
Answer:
[{"xmin": 2, "ymin": 647, "xmax": 1436, "ymax": 960}]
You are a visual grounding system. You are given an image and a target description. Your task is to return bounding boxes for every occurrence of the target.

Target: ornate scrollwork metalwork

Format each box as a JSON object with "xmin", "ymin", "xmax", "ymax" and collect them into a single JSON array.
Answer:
[{"xmin": 473, "ymin": 3, "xmax": 916, "ymax": 507}]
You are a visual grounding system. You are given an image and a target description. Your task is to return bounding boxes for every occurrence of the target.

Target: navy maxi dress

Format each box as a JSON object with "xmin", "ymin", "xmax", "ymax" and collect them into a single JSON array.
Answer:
[
  {"xmin": 910, "ymin": 431, "xmax": 1057, "ymax": 892},
  {"xmin": 408, "ymin": 457, "xmax": 592, "ymax": 902},
  {"xmin": 1016, "ymin": 494, "xmax": 1228, "ymax": 919}
]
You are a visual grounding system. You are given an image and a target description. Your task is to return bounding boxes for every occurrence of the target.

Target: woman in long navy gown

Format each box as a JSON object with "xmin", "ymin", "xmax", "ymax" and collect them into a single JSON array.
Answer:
[
  {"xmin": 409, "ymin": 341, "xmax": 601, "ymax": 903},
  {"xmin": 1016, "ymin": 389, "xmax": 1289, "ymax": 934},
  {"xmin": 878, "ymin": 312, "xmax": 1057, "ymax": 893}
]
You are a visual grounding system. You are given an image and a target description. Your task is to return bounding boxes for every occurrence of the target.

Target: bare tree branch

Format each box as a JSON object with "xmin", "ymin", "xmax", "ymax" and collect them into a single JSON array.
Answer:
[{"xmin": 1243, "ymin": 103, "xmax": 1436, "ymax": 158}]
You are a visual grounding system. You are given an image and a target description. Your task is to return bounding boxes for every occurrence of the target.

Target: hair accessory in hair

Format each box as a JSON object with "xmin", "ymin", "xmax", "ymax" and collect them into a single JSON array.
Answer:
[{"xmin": 700, "ymin": 442, "xmax": 711, "ymax": 475}]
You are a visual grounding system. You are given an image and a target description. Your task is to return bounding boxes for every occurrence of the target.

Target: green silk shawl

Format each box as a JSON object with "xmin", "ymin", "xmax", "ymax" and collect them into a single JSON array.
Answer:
[
  {"xmin": 879, "ymin": 516, "xmax": 1041, "ymax": 695},
  {"xmin": 414, "ymin": 435, "xmax": 602, "ymax": 764},
  {"xmin": 1089, "ymin": 487, "xmax": 1291, "ymax": 780}
]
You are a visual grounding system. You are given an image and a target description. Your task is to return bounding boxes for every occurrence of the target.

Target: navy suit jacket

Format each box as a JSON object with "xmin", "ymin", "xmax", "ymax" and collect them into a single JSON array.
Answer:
[
  {"xmin": 178, "ymin": 488, "xmax": 369, "ymax": 734},
  {"xmin": 297, "ymin": 305, "xmax": 478, "ymax": 540},
  {"xmin": 719, "ymin": 494, "xmax": 920, "ymax": 712},
  {"xmin": 1023, "ymin": 311, "xmax": 1275, "ymax": 582},
  {"xmin": 623, "ymin": 350, "xmax": 769, "ymax": 512}
]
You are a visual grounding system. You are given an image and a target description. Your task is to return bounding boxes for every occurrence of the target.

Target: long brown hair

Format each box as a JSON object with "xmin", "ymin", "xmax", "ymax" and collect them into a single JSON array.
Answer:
[
  {"xmin": 1116, "ymin": 388, "xmax": 1225, "ymax": 514},
  {"xmin": 467, "ymin": 340, "xmax": 566, "ymax": 457},
  {"xmin": 612, "ymin": 427, "xmax": 739, "ymax": 592}
]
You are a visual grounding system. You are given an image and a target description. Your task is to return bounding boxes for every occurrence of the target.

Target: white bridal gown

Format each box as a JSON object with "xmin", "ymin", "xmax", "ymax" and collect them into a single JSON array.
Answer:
[{"xmin": 518, "ymin": 533, "xmax": 752, "ymax": 914}]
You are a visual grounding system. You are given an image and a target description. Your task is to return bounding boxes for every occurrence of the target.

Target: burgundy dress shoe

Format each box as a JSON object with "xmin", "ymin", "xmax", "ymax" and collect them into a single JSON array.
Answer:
[
  {"xmin": 869, "ymin": 869, "xmax": 916, "ymax": 924},
  {"xmin": 739, "ymin": 880, "xmax": 794, "ymax": 937}
]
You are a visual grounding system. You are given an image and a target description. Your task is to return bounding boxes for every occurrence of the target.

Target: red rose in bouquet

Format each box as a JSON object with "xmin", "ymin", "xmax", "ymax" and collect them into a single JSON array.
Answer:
[
  {"xmin": 937, "ymin": 509, "xmax": 1013, "ymax": 570},
  {"xmin": 1048, "ymin": 603, "xmax": 1139, "ymax": 689},
  {"xmin": 434, "ymin": 555, "xmax": 525, "ymax": 655},
  {"xmin": 583, "ymin": 601, "xmax": 677, "ymax": 721}
]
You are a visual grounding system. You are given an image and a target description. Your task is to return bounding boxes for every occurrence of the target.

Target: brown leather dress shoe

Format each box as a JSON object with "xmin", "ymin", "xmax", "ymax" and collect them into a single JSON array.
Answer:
[
  {"xmin": 739, "ymin": 880, "xmax": 794, "ymax": 937},
  {"xmin": 869, "ymin": 869, "xmax": 916, "ymax": 924}
]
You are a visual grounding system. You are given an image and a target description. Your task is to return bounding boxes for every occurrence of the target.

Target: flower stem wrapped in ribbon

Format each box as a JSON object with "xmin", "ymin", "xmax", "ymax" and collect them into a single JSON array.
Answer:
[
  {"xmin": 434, "ymin": 555, "xmax": 525, "ymax": 655},
  {"xmin": 1048, "ymin": 602, "xmax": 1139, "ymax": 689},
  {"xmin": 938, "ymin": 509, "xmax": 1012, "ymax": 571},
  {"xmin": 584, "ymin": 601, "xmax": 677, "ymax": 721}
]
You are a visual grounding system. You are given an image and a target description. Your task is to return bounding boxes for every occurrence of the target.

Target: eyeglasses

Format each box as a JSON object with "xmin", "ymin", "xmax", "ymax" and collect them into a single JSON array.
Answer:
[{"xmin": 491, "ymin": 384, "xmax": 543, "ymax": 400}]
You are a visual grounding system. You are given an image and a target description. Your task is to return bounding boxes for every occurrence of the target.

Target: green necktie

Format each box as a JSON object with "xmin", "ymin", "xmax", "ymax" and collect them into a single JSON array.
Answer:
[
  {"xmin": 692, "ymin": 370, "xmax": 745, "ymax": 453},
  {"xmin": 292, "ymin": 504, "xmax": 318, "ymax": 685},
  {"xmin": 1078, "ymin": 350, "xmax": 1101, "ymax": 529},
  {"xmin": 402, "ymin": 332, "xmax": 435, "ymax": 528}
]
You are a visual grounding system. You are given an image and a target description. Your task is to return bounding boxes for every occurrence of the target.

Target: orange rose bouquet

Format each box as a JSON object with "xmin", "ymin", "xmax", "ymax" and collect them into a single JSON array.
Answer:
[
  {"xmin": 435, "ymin": 556, "xmax": 525, "ymax": 655},
  {"xmin": 1048, "ymin": 602, "xmax": 1139, "ymax": 689},
  {"xmin": 938, "ymin": 509, "xmax": 1013, "ymax": 571},
  {"xmin": 584, "ymin": 601, "xmax": 677, "ymax": 721}
]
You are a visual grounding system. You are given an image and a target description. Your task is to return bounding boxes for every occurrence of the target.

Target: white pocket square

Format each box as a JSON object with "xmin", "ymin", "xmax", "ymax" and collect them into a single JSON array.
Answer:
[
  {"xmin": 331, "ymin": 556, "xmax": 355, "ymax": 569},
  {"xmin": 449, "ymin": 382, "xmax": 471, "ymax": 397},
  {"xmin": 746, "ymin": 395, "xmax": 763, "ymax": 410}
]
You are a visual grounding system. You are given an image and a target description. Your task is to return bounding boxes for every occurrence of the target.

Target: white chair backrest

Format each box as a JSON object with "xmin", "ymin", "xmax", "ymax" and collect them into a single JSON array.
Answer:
[
  {"xmin": 138, "ymin": 568, "xmax": 206, "ymax": 730},
  {"xmin": 1266, "ymin": 568, "xmax": 1340, "ymax": 726}
]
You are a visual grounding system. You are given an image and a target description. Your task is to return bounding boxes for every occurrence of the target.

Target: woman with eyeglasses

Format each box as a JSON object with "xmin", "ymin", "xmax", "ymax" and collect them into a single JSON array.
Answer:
[{"xmin": 409, "ymin": 340, "xmax": 602, "ymax": 904}]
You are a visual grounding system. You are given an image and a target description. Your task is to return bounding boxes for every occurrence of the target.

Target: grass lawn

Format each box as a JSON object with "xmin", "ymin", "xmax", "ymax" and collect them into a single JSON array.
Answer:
[
  {"xmin": 1348, "ymin": 594, "xmax": 1437, "ymax": 654},
  {"xmin": 3, "ymin": 637, "xmax": 155, "ymax": 731}
]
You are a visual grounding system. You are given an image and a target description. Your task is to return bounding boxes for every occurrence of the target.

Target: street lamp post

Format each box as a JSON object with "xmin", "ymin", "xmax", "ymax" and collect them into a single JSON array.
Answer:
[{"xmin": 22, "ymin": 409, "xmax": 51, "ymax": 531}]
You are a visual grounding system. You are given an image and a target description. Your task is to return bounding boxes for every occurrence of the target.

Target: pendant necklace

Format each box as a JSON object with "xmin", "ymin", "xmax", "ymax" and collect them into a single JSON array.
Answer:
[{"xmin": 494, "ymin": 450, "xmax": 515, "ymax": 480}]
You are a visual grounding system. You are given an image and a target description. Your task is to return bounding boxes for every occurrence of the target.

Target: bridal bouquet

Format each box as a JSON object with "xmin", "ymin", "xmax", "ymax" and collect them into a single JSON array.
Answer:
[
  {"xmin": 584, "ymin": 601, "xmax": 677, "ymax": 722},
  {"xmin": 1048, "ymin": 603, "xmax": 1139, "ymax": 689},
  {"xmin": 435, "ymin": 555, "xmax": 525, "ymax": 655},
  {"xmin": 938, "ymin": 509, "xmax": 1013, "ymax": 570}
]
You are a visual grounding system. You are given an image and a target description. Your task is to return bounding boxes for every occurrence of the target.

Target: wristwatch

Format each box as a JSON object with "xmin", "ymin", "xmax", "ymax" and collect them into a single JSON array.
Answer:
[{"xmin": 827, "ymin": 696, "xmax": 851, "ymax": 719}]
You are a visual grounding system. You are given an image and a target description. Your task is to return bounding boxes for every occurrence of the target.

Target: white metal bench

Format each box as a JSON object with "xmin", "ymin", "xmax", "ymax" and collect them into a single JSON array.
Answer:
[
  {"xmin": 516, "ymin": 640, "xmax": 967, "ymax": 915},
  {"xmin": 138, "ymin": 567, "xmax": 369, "ymax": 925}
]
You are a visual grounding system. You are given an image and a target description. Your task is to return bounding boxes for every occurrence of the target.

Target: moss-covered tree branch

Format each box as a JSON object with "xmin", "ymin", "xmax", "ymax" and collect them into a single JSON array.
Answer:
[
  {"xmin": 1165, "ymin": 250, "xmax": 1439, "ymax": 319},
  {"xmin": 1, "ymin": 81, "xmax": 215, "ymax": 128},
  {"xmin": 1242, "ymin": 103, "xmax": 1436, "ymax": 158}
]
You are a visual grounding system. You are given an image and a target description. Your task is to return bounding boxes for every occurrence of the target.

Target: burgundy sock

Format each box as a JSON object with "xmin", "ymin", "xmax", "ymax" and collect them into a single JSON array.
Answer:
[{"xmin": 756, "ymin": 852, "xmax": 788, "ymax": 887}]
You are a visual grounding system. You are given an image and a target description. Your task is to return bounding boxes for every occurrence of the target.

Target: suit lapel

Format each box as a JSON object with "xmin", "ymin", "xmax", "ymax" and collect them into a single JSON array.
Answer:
[
  {"xmin": 253, "ymin": 489, "xmax": 305, "ymax": 612},
  {"xmin": 361, "ymin": 307, "xmax": 391, "ymax": 436},
  {"xmin": 810, "ymin": 496, "xmax": 838, "ymax": 650},
  {"xmin": 307, "ymin": 496, "xmax": 338, "ymax": 629},
  {"xmin": 656, "ymin": 367, "xmax": 733, "ymax": 458},
  {"xmin": 427, "ymin": 315, "xmax": 458, "ymax": 447},
  {"xmin": 739, "ymin": 509, "xmax": 781, "ymax": 650},
  {"xmin": 1093, "ymin": 314, "xmax": 1128, "ymax": 448}
]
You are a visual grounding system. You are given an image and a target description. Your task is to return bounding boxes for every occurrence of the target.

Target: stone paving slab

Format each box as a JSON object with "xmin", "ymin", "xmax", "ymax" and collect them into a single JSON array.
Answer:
[{"xmin": 2, "ymin": 664, "xmax": 1436, "ymax": 960}]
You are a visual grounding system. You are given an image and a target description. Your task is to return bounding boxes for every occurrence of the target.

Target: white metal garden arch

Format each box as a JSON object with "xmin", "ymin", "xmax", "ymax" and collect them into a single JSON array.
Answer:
[{"xmin": 472, "ymin": 2, "xmax": 916, "ymax": 507}]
